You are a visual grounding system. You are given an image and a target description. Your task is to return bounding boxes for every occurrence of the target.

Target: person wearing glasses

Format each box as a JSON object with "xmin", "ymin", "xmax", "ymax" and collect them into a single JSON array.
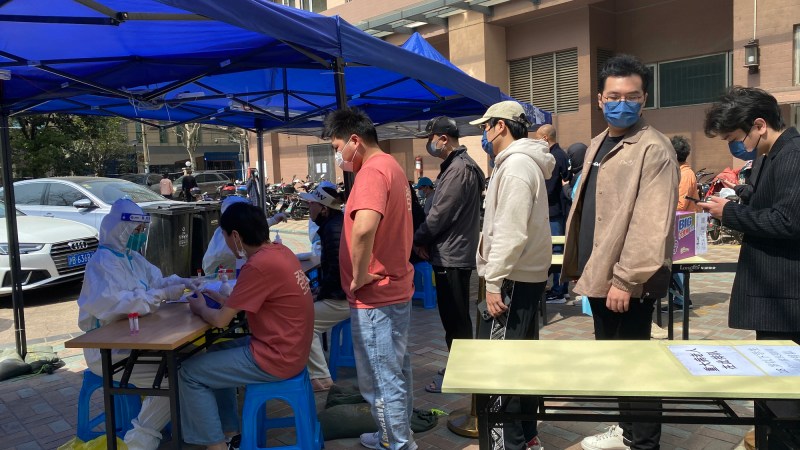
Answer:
[
  {"xmin": 469, "ymin": 101, "xmax": 554, "ymax": 450},
  {"xmin": 562, "ymin": 54, "xmax": 679, "ymax": 450}
]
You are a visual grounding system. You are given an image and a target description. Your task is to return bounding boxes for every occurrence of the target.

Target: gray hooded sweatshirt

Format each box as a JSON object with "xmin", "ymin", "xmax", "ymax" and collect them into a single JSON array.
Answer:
[{"xmin": 476, "ymin": 138, "xmax": 555, "ymax": 293}]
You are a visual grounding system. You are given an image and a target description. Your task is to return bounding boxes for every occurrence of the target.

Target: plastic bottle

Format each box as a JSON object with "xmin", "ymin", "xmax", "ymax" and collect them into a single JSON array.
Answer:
[
  {"xmin": 274, "ymin": 231, "xmax": 282, "ymax": 245},
  {"xmin": 219, "ymin": 270, "xmax": 232, "ymax": 297}
]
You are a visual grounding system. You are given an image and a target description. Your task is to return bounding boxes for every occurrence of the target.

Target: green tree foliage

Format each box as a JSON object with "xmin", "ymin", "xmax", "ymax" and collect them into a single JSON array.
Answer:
[{"xmin": 10, "ymin": 115, "xmax": 133, "ymax": 178}]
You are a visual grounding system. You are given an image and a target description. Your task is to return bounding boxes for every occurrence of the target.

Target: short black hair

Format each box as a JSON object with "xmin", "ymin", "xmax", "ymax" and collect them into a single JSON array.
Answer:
[
  {"xmin": 162, "ymin": 173, "xmax": 169, "ymax": 178},
  {"xmin": 322, "ymin": 107, "xmax": 379, "ymax": 145},
  {"xmin": 598, "ymin": 54, "xmax": 651, "ymax": 95},
  {"xmin": 703, "ymin": 86, "xmax": 785, "ymax": 137},
  {"xmin": 670, "ymin": 135, "xmax": 691, "ymax": 163},
  {"xmin": 219, "ymin": 202, "xmax": 269, "ymax": 246},
  {"xmin": 488, "ymin": 118, "xmax": 528, "ymax": 140}
]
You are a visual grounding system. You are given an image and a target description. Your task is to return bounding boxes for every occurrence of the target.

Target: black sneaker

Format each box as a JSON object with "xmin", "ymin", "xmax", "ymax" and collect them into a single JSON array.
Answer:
[
  {"xmin": 546, "ymin": 293, "xmax": 566, "ymax": 304},
  {"xmin": 661, "ymin": 302, "xmax": 692, "ymax": 313},
  {"xmin": 227, "ymin": 434, "xmax": 241, "ymax": 450}
]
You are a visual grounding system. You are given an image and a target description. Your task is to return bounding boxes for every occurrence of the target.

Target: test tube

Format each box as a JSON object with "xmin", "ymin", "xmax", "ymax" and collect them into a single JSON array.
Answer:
[
  {"xmin": 128, "ymin": 313, "xmax": 136, "ymax": 335},
  {"xmin": 133, "ymin": 313, "xmax": 139, "ymax": 334}
]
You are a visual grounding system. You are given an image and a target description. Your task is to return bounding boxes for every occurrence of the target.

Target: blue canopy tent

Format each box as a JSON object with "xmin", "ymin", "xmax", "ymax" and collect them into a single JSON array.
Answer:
[{"xmin": 0, "ymin": 0, "xmax": 550, "ymax": 359}]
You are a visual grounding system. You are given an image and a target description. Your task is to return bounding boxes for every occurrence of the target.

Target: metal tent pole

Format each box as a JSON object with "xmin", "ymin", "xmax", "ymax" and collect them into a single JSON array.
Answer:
[
  {"xmin": 332, "ymin": 57, "xmax": 354, "ymax": 199},
  {"xmin": 256, "ymin": 128, "xmax": 266, "ymax": 215},
  {"xmin": 0, "ymin": 79, "xmax": 27, "ymax": 357}
]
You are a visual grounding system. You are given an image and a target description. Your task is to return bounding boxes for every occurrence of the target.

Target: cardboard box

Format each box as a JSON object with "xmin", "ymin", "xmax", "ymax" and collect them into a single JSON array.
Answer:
[{"xmin": 673, "ymin": 212, "xmax": 708, "ymax": 261}]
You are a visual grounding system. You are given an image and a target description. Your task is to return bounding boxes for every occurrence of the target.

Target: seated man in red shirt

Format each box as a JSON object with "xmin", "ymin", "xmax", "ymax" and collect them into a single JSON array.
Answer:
[{"xmin": 180, "ymin": 202, "xmax": 314, "ymax": 450}]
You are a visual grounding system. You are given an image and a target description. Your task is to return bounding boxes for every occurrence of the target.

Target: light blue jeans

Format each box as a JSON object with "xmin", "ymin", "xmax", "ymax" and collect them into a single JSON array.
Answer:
[
  {"xmin": 351, "ymin": 301, "xmax": 416, "ymax": 450},
  {"xmin": 178, "ymin": 336, "xmax": 282, "ymax": 445}
]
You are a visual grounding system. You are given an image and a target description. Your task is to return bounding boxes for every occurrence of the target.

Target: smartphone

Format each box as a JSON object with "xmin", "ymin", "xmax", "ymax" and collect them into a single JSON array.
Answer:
[{"xmin": 684, "ymin": 195, "xmax": 701, "ymax": 203}]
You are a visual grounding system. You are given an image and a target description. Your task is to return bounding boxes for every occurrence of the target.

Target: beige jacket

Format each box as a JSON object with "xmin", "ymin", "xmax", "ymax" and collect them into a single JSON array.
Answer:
[
  {"xmin": 477, "ymin": 138, "xmax": 555, "ymax": 293},
  {"xmin": 562, "ymin": 120, "xmax": 679, "ymax": 298}
]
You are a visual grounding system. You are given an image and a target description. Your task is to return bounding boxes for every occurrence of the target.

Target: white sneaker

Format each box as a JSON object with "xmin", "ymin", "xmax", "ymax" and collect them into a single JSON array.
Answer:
[
  {"xmin": 581, "ymin": 425, "xmax": 630, "ymax": 450},
  {"xmin": 650, "ymin": 321, "xmax": 668, "ymax": 340},
  {"xmin": 360, "ymin": 432, "xmax": 385, "ymax": 449}
]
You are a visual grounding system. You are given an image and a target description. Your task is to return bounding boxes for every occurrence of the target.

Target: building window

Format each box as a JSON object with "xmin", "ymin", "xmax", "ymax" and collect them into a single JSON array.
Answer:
[
  {"xmin": 794, "ymin": 25, "xmax": 800, "ymax": 85},
  {"xmin": 509, "ymin": 49, "xmax": 579, "ymax": 114},
  {"xmin": 657, "ymin": 53, "xmax": 729, "ymax": 108},
  {"xmin": 159, "ymin": 126, "xmax": 168, "ymax": 144},
  {"xmin": 300, "ymin": 0, "xmax": 326, "ymax": 12}
]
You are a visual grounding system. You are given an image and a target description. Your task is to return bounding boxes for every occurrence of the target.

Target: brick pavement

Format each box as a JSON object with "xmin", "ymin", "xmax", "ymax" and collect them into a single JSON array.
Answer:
[{"xmin": 0, "ymin": 226, "xmax": 755, "ymax": 449}]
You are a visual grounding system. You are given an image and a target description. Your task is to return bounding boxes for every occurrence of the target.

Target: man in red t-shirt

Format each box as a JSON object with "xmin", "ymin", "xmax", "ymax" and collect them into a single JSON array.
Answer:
[
  {"xmin": 180, "ymin": 202, "xmax": 313, "ymax": 449},
  {"xmin": 324, "ymin": 108, "xmax": 416, "ymax": 450}
]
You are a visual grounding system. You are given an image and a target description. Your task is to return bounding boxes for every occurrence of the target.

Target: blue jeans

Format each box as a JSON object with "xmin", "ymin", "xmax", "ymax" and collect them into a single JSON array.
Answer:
[
  {"xmin": 178, "ymin": 337, "xmax": 282, "ymax": 445},
  {"xmin": 351, "ymin": 301, "xmax": 416, "ymax": 450},
  {"xmin": 549, "ymin": 217, "xmax": 568, "ymax": 296}
]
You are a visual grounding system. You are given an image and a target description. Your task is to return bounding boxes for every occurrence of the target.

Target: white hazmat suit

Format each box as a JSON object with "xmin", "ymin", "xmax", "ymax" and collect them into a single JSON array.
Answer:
[{"xmin": 77, "ymin": 199, "xmax": 191, "ymax": 450}]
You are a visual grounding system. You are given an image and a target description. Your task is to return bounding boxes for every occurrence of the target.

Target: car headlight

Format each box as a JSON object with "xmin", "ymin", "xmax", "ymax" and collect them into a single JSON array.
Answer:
[{"xmin": 0, "ymin": 243, "xmax": 45, "ymax": 255}]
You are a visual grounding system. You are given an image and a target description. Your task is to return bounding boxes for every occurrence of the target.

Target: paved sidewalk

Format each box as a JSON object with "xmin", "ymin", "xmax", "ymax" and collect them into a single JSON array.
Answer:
[{"xmin": 0, "ymin": 228, "xmax": 755, "ymax": 449}]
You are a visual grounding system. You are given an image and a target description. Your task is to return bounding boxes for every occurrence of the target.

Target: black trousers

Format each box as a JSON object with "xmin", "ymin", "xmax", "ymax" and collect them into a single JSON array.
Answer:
[
  {"xmin": 589, "ymin": 298, "xmax": 661, "ymax": 450},
  {"xmin": 477, "ymin": 279, "xmax": 546, "ymax": 450},
  {"xmin": 432, "ymin": 266, "xmax": 474, "ymax": 350},
  {"xmin": 755, "ymin": 331, "xmax": 800, "ymax": 450}
]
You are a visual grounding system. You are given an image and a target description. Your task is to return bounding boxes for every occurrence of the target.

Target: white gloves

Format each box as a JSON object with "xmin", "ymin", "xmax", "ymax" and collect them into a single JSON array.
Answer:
[
  {"xmin": 180, "ymin": 277, "xmax": 204, "ymax": 290},
  {"xmin": 149, "ymin": 284, "xmax": 186, "ymax": 301},
  {"xmin": 267, "ymin": 213, "xmax": 288, "ymax": 227}
]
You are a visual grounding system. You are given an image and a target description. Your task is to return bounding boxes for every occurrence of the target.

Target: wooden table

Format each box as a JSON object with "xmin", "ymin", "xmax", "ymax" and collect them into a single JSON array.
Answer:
[
  {"xmin": 443, "ymin": 339, "xmax": 800, "ymax": 449},
  {"xmin": 66, "ymin": 303, "xmax": 213, "ymax": 450}
]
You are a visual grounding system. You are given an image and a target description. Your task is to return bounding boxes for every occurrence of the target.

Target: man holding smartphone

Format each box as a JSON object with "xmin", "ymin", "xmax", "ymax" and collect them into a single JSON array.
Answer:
[{"xmin": 470, "ymin": 101, "xmax": 554, "ymax": 450}]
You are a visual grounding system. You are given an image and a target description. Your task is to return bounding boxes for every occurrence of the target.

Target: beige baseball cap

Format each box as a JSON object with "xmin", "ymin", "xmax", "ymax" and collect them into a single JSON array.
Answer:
[{"xmin": 469, "ymin": 101, "xmax": 531, "ymax": 127}]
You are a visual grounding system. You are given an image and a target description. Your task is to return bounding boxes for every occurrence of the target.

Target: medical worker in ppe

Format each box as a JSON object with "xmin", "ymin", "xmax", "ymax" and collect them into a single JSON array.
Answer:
[
  {"xmin": 77, "ymin": 199, "xmax": 196, "ymax": 450},
  {"xmin": 201, "ymin": 196, "xmax": 287, "ymax": 275}
]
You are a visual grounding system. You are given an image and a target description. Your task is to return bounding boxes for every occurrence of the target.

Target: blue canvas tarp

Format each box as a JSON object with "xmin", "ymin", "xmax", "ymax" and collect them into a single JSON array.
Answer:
[{"xmin": 1, "ymin": 0, "xmax": 549, "ymax": 131}]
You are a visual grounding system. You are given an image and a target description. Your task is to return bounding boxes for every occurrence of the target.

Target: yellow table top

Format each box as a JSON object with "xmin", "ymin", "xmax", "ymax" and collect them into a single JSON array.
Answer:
[
  {"xmin": 551, "ymin": 236, "xmax": 565, "ymax": 246},
  {"xmin": 65, "ymin": 303, "xmax": 210, "ymax": 351},
  {"xmin": 548, "ymin": 245, "xmax": 739, "ymax": 269},
  {"xmin": 442, "ymin": 339, "xmax": 800, "ymax": 399}
]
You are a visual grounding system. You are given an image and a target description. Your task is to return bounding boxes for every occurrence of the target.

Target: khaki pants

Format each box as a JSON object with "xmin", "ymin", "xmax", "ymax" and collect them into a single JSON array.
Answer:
[{"xmin": 307, "ymin": 298, "xmax": 350, "ymax": 379}]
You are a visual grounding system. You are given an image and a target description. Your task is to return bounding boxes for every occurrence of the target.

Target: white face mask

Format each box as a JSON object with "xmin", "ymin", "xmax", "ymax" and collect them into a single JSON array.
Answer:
[
  {"xmin": 233, "ymin": 234, "xmax": 247, "ymax": 260},
  {"xmin": 336, "ymin": 139, "xmax": 355, "ymax": 172}
]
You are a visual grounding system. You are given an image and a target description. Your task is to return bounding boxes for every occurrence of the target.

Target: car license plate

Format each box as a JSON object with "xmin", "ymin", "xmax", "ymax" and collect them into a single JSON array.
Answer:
[{"xmin": 67, "ymin": 251, "xmax": 94, "ymax": 267}]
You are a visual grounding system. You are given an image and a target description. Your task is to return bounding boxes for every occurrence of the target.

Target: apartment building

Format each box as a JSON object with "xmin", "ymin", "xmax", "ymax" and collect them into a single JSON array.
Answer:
[{"xmin": 246, "ymin": 0, "xmax": 800, "ymax": 184}]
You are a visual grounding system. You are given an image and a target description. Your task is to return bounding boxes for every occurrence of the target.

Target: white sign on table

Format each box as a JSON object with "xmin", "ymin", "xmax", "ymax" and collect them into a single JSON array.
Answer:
[
  {"xmin": 737, "ymin": 345, "xmax": 800, "ymax": 376},
  {"xmin": 668, "ymin": 345, "xmax": 763, "ymax": 376}
]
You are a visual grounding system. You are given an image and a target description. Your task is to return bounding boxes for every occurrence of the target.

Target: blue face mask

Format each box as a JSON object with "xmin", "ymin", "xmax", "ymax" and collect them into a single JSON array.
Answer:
[
  {"xmin": 728, "ymin": 129, "xmax": 760, "ymax": 161},
  {"xmin": 481, "ymin": 130, "xmax": 495, "ymax": 168},
  {"xmin": 126, "ymin": 232, "xmax": 147, "ymax": 252},
  {"xmin": 603, "ymin": 100, "xmax": 641, "ymax": 129}
]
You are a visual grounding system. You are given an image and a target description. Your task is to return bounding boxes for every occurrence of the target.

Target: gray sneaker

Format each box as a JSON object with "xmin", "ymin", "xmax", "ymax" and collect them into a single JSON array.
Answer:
[{"xmin": 360, "ymin": 431, "xmax": 387, "ymax": 449}]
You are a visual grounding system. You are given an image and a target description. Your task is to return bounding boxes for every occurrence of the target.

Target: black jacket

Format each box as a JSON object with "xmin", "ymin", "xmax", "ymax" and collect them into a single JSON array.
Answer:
[
  {"xmin": 545, "ymin": 143, "xmax": 570, "ymax": 219},
  {"xmin": 413, "ymin": 146, "xmax": 485, "ymax": 268},
  {"xmin": 316, "ymin": 210, "xmax": 346, "ymax": 301},
  {"xmin": 723, "ymin": 127, "xmax": 800, "ymax": 332}
]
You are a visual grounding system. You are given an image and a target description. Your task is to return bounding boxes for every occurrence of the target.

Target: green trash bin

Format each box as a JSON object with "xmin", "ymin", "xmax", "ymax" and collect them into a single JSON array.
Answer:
[
  {"xmin": 191, "ymin": 201, "xmax": 221, "ymax": 275},
  {"xmin": 142, "ymin": 204, "xmax": 196, "ymax": 278}
]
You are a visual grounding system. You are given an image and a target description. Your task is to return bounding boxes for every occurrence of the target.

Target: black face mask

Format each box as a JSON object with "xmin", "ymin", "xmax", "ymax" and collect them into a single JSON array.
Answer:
[{"xmin": 312, "ymin": 209, "xmax": 328, "ymax": 227}]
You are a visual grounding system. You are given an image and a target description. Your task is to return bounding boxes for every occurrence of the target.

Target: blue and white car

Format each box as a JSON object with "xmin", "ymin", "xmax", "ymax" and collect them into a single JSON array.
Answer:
[
  {"xmin": 5, "ymin": 177, "xmax": 178, "ymax": 230},
  {"xmin": 0, "ymin": 204, "xmax": 98, "ymax": 295}
]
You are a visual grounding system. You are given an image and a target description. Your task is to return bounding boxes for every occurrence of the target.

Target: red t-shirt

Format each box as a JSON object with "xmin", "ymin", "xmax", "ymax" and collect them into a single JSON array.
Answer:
[
  {"xmin": 340, "ymin": 153, "xmax": 414, "ymax": 308},
  {"xmin": 226, "ymin": 244, "xmax": 314, "ymax": 378}
]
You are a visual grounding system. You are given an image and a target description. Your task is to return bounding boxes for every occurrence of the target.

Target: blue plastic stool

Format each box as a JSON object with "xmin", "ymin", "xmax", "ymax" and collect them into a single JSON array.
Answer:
[
  {"xmin": 328, "ymin": 318, "xmax": 356, "ymax": 381},
  {"xmin": 412, "ymin": 262, "xmax": 437, "ymax": 309},
  {"xmin": 241, "ymin": 368, "xmax": 323, "ymax": 450},
  {"xmin": 76, "ymin": 370, "xmax": 142, "ymax": 442}
]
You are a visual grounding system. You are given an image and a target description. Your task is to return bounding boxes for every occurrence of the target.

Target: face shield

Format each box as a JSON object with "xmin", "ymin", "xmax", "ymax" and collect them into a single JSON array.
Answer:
[{"xmin": 120, "ymin": 212, "xmax": 151, "ymax": 253}]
